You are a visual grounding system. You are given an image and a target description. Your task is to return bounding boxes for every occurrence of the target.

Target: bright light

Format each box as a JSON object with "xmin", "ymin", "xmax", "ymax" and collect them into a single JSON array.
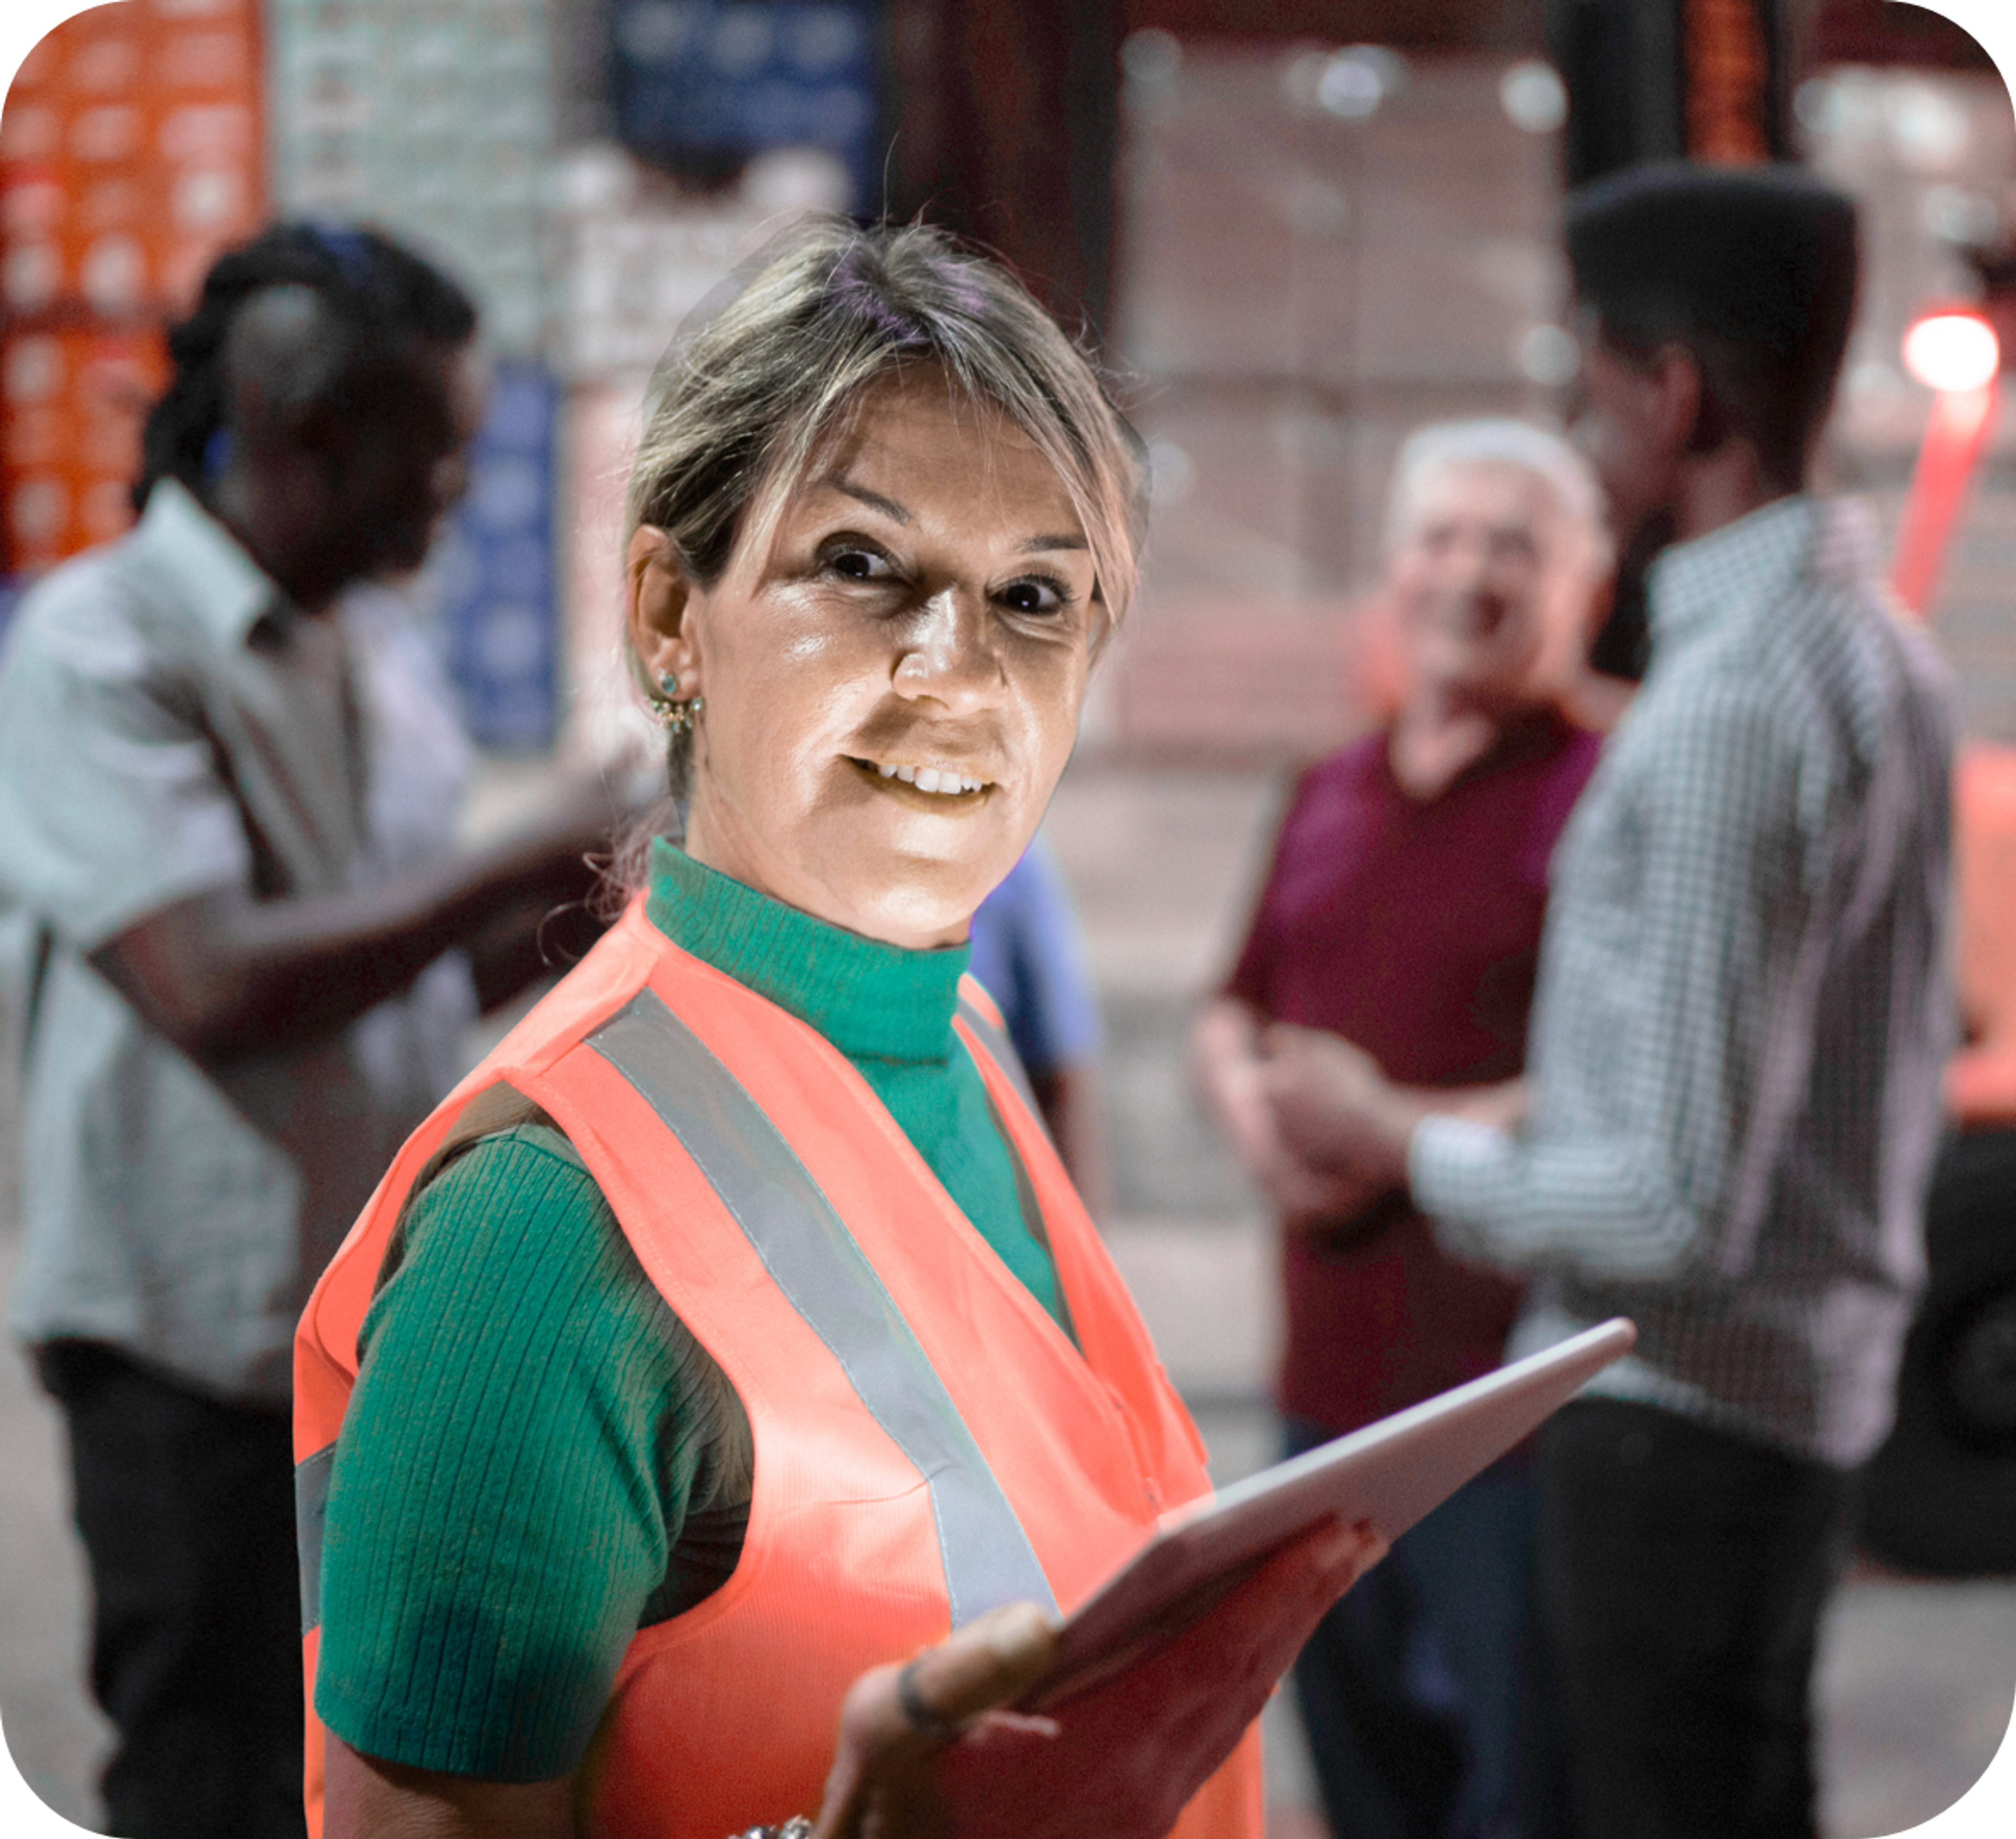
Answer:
[
  {"xmin": 1902, "ymin": 311, "xmax": 2001, "ymax": 393},
  {"xmin": 1500, "ymin": 60, "xmax": 1567, "ymax": 134},
  {"xmin": 1317, "ymin": 53, "xmax": 1385, "ymax": 120}
]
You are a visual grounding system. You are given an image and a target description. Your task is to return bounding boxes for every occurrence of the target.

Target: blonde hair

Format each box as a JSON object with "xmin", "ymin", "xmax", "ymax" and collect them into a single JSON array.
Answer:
[{"xmin": 624, "ymin": 220, "xmax": 1146, "ymax": 798}]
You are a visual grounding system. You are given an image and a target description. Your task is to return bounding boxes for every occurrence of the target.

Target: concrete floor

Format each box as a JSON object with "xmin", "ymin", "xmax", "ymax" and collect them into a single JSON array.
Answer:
[{"xmin": 1, "ymin": 758, "xmax": 2013, "ymax": 1836}]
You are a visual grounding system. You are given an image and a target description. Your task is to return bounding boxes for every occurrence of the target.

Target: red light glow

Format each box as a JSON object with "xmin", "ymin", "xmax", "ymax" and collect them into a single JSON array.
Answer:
[{"xmin": 1902, "ymin": 311, "xmax": 2001, "ymax": 394}]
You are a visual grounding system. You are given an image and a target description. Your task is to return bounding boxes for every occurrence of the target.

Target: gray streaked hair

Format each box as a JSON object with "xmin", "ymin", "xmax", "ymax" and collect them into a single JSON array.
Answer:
[
  {"xmin": 612, "ymin": 215, "xmax": 1146, "ymax": 868},
  {"xmin": 627, "ymin": 214, "xmax": 1145, "ymax": 630},
  {"xmin": 1384, "ymin": 416, "xmax": 1606, "ymax": 557}
]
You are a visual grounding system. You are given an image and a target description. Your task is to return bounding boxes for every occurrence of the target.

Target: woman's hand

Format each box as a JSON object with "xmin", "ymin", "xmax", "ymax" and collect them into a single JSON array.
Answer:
[
  {"xmin": 813, "ymin": 1515, "xmax": 1385, "ymax": 1839},
  {"xmin": 812, "ymin": 1601, "xmax": 1059, "ymax": 1839}
]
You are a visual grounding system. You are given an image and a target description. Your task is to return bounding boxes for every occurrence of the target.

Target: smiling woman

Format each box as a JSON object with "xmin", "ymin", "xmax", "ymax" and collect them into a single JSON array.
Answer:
[
  {"xmin": 290, "ymin": 218, "xmax": 1384, "ymax": 1839},
  {"xmin": 629, "ymin": 369, "xmax": 1101, "ymax": 948}
]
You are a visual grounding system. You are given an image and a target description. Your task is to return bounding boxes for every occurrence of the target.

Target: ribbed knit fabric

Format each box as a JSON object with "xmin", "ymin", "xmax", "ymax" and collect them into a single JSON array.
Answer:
[
  {"xmin": 316, "ymin": 1127, "xmax": 723, "ymax": 1780},
  {"xmin": 313, "ymin": 844, "xmax": 1062, "ymax": 1780},
  {"xmin": 645, "ymin": 839, "xmax": 1061, "ymax": 1319}
]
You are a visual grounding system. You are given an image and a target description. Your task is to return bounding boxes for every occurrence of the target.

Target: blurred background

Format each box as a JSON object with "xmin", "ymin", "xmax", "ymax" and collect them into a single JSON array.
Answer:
[{"xmin": 3, "ymin": 2, "xmax": 2016, "ymax": 1835}]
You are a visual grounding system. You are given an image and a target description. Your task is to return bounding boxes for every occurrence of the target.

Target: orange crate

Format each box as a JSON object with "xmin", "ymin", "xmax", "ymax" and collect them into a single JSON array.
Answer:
[
  {"xmin": 2, "ymin": 0, "xmax": 265, "ymax": 567},
  {"xmin": 3, "ymin": 325, "xmax": 169, "ymax": 569}
]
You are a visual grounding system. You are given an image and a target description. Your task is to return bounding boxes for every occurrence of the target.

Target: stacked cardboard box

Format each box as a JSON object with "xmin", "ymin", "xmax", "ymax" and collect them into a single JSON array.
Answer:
[
  {"xmin": 1, "ymin": 0, "xmax": 266, "ymax": 571},
  {"xmin": 265, "ymin": 0, "xmax": 562, "ymax": 743},
  {"xmin": 1107, "ymin": 45, "xmax": 1564, "ymax": 762},
  {"xmin": 266, "ymin": 0, "xmax": 551, "ymax": 355},
  {"xmin": 428, "ymin": 361, "xmax": 560, "ymax": 748},
  {"xmin": 610, "ymin": 0, "xmax": 880, "ymax": 211},
  {"xmin": 543, "ymin": 142, "xmax": 842, "ymax": 759}
]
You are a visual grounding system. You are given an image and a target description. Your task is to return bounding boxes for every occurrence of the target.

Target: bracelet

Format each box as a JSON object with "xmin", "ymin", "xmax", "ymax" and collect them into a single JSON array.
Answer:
[{"xmin": 729, "ymin": 1820, "xmax": 812, "ymax": 1839}]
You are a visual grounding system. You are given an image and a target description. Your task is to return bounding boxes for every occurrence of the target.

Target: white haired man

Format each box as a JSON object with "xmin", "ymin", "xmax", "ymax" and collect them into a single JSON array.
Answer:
[{"xmin": 1195, "ymin": 416, "xmax": 1614, "ymax": 1839}]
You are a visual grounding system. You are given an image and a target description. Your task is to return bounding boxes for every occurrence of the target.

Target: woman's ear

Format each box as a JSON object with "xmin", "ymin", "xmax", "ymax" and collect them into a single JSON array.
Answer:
[{"xmin": 626, "ymin": 525, "xmax": 695, "ymax": 684}]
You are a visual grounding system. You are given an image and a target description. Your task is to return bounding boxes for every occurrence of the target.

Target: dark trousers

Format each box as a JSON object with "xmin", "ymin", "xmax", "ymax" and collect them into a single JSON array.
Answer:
[
  {"xmin": 1285, "ymin": 1418, "xmax": 1565, "ymax": 1839},
  {"xmin": 35, "ymin": 1341, "xmax": 308, "ymax": 1839},
  {"xmin": 1536, "ymin": 1398, "xmax": 1860, "ymax": 1839}
]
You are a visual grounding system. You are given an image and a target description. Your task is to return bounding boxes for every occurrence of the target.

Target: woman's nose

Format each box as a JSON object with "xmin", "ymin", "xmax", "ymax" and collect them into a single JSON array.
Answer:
[{"xmin": 892, "ymin": 589, "xmax": 1002, "ymax": 710}]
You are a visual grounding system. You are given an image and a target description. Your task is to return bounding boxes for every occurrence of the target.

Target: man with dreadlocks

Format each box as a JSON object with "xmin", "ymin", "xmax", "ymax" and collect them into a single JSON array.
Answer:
[{"xmin": 0, "ymin": 223, "xmax": 615, "ymax": 1839}]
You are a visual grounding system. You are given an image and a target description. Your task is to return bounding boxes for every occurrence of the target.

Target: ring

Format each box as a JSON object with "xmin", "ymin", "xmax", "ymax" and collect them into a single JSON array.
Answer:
[{"xmin": 895, "ymin": 1660, "xmax": 964, "ymax": 1742}]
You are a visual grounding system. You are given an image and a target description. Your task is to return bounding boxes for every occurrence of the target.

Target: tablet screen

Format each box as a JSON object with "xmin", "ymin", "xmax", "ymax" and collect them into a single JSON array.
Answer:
[{"xmin": 1020, "ymin": 1318, "xmax": 1636, "ymax": 1712}]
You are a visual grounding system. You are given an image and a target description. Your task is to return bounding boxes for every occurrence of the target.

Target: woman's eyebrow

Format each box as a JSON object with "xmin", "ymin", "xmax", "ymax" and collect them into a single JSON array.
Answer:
[
  {"xmin": 818, "ymin": 474, "xmax": 1088, "ymax": 556},
  {"xmin": 821, "ymin": 476, "xmax": 912, "ymax": 525}
]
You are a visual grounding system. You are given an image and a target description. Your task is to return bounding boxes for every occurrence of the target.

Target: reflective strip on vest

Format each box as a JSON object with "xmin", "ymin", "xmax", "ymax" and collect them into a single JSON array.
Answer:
[
  {"xmin": 587, "ymin": 988, "xmax": 1057, "ymax": 1627},
  {"xmin": 297, "ymin": 1441, "xmax": 334, "ymax": 1634},
  {"xmin": 953, "ymin": 991, "xmax": 1054, "ymax": 1148}
]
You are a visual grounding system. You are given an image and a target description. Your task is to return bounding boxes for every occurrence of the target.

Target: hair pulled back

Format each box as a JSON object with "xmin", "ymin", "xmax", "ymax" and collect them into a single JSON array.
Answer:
[
  {"xmin": 136, "ymin": 221, "xmax": 478, "ymax": 511},
  {"xmin": 624, "ymin": 217, "xmax": 1147, "ymax": 802}
]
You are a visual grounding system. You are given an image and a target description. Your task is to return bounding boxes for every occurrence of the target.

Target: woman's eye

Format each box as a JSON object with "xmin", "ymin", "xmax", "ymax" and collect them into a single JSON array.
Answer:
[
  {"xmin": 826, "ymin": 546, "xmax": 892, "ymax": 582},
  {"xmin": 998, "ymin": 575, "xmax": 1069, "ymax": 615}
]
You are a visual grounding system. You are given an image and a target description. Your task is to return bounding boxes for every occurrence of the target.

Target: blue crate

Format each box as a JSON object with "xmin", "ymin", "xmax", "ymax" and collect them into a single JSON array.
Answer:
[
  {"xmin": 612, "ymin": 0, "xmax": 882, "ymax": 211},
  {"xmin": 437, "ymin": 363, "xmax": 560, "ymax": 750},
  {"xmin": 0, "ymin": 578, "xmax": 23, "ymax": 655}
]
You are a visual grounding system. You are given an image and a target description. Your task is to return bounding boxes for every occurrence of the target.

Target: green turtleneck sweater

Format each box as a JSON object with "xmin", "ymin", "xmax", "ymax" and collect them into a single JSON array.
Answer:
[{"xmin": 314, "ymin": 842, "xmax": 1062, "ymax": 1782}]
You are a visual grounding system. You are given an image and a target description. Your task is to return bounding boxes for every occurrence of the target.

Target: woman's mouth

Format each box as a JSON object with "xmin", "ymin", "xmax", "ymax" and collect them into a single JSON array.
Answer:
[{"xmin": 853, "ymin": 758, "xmax": 991, "ymax": 798}]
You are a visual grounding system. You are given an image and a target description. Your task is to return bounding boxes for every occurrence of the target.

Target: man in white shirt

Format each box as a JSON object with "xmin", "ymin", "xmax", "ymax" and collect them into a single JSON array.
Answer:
[{"xmin": 0, "ymin": 223, "xmax": 614, "ymax": 1839}]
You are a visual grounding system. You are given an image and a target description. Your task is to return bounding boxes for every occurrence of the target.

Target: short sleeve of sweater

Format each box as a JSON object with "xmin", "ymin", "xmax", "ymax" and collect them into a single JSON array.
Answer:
[{"xmin": 313, "ymin": 1124, "xmax": 748, "ymax": 1782}]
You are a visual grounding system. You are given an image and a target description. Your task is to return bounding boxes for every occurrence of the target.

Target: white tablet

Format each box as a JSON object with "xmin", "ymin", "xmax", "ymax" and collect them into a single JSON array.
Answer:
[{"xmin": 1019, "ymin": 1317, "xmax": 1636, "ymax": 1712}]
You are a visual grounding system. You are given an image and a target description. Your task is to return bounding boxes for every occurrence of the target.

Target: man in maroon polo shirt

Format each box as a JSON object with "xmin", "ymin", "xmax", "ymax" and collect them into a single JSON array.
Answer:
[{"xmin": 1194, "ymin": 417, "xmax": 1614, "ymax": 1839}]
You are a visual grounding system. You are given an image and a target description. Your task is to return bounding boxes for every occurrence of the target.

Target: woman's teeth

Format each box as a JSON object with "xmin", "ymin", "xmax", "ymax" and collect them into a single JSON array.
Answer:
[{"xmin": 875, "ymin": 762, "xmax": 984, "ymax": 796}]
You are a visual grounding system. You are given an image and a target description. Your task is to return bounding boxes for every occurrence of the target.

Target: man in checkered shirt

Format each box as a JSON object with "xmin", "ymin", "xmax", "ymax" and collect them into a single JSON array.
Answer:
[{"xmin": 1261, "ymin": 163, "xmax": 1956, "ymax": 1836}]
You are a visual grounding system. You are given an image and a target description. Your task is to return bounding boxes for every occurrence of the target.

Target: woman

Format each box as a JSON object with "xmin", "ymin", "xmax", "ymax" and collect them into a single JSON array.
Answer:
[
  {"xmin": 294, "ymin": 221, "xmax": 1382, "ymax": 1839},
  {"xmin": 1192, "ymin": 420, "xmax": 1613, "ymax": 1839}
]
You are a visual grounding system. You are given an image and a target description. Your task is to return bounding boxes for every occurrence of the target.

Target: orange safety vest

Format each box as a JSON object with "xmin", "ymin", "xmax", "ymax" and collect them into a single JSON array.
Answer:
[{"xmin": 295, "ymin": 898, "xmax": 1262, "ymax": 1839}]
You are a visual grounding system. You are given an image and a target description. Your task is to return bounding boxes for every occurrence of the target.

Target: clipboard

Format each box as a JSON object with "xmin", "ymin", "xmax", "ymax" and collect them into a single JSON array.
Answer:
[{"xmin": 1017, "ymin": 1317, "xmax": 1636, "ymax": 1713}]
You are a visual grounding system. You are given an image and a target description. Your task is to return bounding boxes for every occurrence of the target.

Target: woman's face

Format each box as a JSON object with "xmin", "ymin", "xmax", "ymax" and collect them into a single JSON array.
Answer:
[
  {"xmin": 627, "ymin": 367, "xmax": 1102, "ymax": 950},
  {"xmin": 1387, "ymin": 459, "xmax": 1572, "ymax": 705}
]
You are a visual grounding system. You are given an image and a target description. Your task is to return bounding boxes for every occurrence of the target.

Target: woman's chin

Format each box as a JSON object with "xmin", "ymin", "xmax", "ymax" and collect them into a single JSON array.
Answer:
[
  {"xmin": 793, "ymin": 813, "xmax": 1028, "ymax": 947},
  {"xmin": 831, "ymin": 897, "xmax": 978, "ymax": 951},
  {"xmin": 805, "ymin": 855, "xmax": 1009, "ymax": 951}
]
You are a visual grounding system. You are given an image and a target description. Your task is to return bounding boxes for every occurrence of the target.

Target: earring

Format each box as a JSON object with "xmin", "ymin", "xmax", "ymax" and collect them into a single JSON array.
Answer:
[{"xmin": 651, "ymin": 670, "xmax": 704, "ymax": 736}]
